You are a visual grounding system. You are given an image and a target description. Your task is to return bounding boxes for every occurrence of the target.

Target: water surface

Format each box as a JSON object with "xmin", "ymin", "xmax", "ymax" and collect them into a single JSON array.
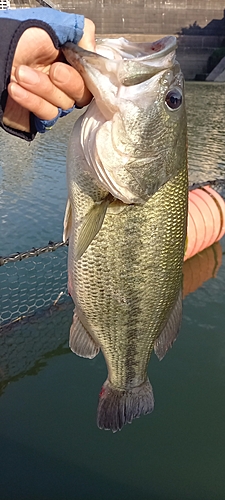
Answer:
[{"xmin": 0, "ymin": 83, "xmax": 225, "ymax": 500}]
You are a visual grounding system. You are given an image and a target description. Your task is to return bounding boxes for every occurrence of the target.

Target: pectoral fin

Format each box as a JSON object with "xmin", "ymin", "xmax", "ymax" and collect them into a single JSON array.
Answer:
[
  {"xmin": 63, "ymin": 198, "xmax": 72, "ymax": 242},
  {"xmin": 107, "ymin": 199, "xmax": 128, "ymax": 215},
  {"xmin": 75, "ymin": 194, "xmax": 113, "ymax": 260},
  {"xmin": 154, "ymin": 288, "xmax": 183, "ymax": 361},
  {"xmin": 69, "ymin": 311, "xmax": 100, "ymax": 359}
]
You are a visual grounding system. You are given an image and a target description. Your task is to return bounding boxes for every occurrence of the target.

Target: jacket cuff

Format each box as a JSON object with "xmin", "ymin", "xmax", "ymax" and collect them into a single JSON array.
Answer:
[
  {"xmin": 0, "ymin": 9, "xmax": 84, "ymax": 46},
  {"xmin": 34, "ymin": 105, "xmax": 76, "ymax": 133}
]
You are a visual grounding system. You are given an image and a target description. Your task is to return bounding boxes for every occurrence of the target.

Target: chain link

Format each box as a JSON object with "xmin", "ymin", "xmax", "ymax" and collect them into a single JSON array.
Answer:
[
  {"xmin": 0, "ymin": 240, "xmax": 68, "ymax": 267},
  {"xmin": 189, "ymin": 178, "xmax": 225, "ymax": 191}
]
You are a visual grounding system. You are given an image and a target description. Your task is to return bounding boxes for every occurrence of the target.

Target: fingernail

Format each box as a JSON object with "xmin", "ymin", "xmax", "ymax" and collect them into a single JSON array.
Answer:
[
  {"xmin": 53, "ymin": 64, "xmax": 71, "ymax": 84},
  {"xmin": 10, "ymin": 83, "xmax": 28, "ymax": 99},
  {"xmin": 17, "ymin": 66, "xmax": 40, "ymax": 85}
]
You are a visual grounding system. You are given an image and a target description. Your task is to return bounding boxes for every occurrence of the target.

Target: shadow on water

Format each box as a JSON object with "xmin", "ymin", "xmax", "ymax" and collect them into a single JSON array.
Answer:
[
  {"xmin": 1, "ymin": 435, "xmax": 148, "ymax": 500},
  {"xmin": 0, "ymin": 302, "xmax": 73, "ymax": 396}
]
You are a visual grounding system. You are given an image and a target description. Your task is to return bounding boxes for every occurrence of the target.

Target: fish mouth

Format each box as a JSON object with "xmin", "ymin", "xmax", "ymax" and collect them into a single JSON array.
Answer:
[
  {"xmin": 62, "ymin": 36, "xmax": 177, "ymax": 87},
  {"xmin": 95, "ymin": 36, "xmax": 177, "ymax": 61}
]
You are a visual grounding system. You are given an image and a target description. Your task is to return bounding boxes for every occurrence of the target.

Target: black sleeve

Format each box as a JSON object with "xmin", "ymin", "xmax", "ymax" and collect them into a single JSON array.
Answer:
[{"xmin": 0, "ymin": 18, "xmax": 60, "ymax": 141}]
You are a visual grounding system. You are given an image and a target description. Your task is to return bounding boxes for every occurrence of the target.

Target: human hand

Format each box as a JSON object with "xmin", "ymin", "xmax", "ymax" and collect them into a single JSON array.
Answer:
[{"xmin": 3, "ymin": 18, "xmax": 95, "ymax": 133}]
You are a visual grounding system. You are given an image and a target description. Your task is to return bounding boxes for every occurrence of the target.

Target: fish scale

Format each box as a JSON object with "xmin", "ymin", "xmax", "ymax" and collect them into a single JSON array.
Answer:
[{"xmin": 68, "ymin": 165, "xmax": 187, "ymax": 387}]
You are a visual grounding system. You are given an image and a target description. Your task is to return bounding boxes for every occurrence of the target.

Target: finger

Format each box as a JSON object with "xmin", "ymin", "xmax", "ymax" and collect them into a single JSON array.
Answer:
[
  {"xmin": 12, "ymin": 27, "xmax": 59, "ymax": 68},
  {"xmin": 49, "ymin": 62, "xmax": 92, "ymax": 107},
  {"xmin": 14, "ymin": 65, "xmax": 75, "ymax": 110},
  {"xmin": 8, "ymin": 82, "xmax": 59, "ymax": 121}
]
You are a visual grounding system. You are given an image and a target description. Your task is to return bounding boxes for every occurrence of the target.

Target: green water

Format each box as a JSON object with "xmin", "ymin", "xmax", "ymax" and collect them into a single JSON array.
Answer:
[{"xmin": 0, "ymin": 83, "xmax": 225, "ymax": 500}]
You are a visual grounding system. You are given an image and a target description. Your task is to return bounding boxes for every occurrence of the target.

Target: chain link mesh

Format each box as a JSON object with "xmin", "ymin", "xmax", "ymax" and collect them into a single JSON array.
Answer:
[
  {"xmin": 0, "ymin": 243, "xmax": 70, "ymax": 327},
  {"xmin": 0, "ymin": 300, "xmax": 73, "ymax": 394}
]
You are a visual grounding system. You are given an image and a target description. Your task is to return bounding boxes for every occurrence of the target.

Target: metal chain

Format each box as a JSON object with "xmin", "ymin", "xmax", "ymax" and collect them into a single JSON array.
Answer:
[
  {"xmin": 189, "ymin": 178, "xmax": 225, "ymax": 191},
  {"xmin": 0, "ymin": 240, "xmax": 68, "ymax": 267},
  {"xmin": 36, "ymin": 0, "xmax": 57, "ymax": 8}
]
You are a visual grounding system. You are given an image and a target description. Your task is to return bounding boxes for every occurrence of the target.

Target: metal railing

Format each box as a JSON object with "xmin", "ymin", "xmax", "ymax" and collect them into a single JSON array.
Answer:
[{"xmin": 0, "ymin": 0, "xmax": 10, "ymax": 8}]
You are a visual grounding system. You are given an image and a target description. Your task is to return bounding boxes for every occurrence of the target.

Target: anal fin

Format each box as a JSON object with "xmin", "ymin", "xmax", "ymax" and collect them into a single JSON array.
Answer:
[
  {"xmin": 69, "ymin": 311, "xmax": 99, "ymax": 359},
  {"xmin": 154, "ymin": 288, "xmax": 183, "ymax": 361}
]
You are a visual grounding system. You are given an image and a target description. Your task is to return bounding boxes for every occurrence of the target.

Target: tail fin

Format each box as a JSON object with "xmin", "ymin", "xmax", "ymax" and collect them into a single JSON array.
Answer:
[{"xmin": 97, "ymin": 378, "xmax": 154, "ymax": 432}]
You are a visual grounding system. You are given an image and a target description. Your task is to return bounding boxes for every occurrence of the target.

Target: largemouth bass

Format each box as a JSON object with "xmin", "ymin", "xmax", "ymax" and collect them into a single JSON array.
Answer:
[{"xmin": 62, "ymin": 36, "xmax": 188, "ymax": 432}]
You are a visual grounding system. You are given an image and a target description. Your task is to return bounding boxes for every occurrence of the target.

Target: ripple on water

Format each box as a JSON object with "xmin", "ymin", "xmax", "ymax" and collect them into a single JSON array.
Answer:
[{"xmin": 186, "ymin": 82, "xmax": 225, "ymax": 182}]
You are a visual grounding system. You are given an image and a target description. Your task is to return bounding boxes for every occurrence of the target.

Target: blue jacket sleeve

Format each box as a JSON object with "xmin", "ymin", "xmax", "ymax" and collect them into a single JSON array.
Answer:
[{"xmin": 0, "ymin": 8, "xmax": 84, "ymax": 45}]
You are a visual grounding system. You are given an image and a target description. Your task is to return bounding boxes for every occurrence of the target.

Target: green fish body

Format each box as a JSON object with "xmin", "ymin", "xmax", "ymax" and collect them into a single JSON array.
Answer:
[{"xmin": 62, "ymin": 36, "xmax": 188, "ymax": 431}]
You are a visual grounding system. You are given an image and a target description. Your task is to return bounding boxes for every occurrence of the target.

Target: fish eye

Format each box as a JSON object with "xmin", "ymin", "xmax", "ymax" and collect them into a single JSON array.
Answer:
[{"xmin": 165, "ymin": 88, "xmax": 182, "ymax": 110}]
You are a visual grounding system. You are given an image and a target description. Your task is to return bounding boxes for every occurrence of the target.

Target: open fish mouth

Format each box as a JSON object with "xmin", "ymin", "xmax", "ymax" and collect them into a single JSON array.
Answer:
[
  {"xmin": 62, "ymin": 35, "xmax": 177, "ymax": 86},
  {"xmin": 94, "ymin": 35, "xmax": 177, "ymax": 60}
]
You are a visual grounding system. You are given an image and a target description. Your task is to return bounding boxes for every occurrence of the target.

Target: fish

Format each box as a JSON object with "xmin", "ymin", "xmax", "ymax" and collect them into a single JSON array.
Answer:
[{"xmin": 62, "ymin": 36, "xmax": 188, "ymax": 432}]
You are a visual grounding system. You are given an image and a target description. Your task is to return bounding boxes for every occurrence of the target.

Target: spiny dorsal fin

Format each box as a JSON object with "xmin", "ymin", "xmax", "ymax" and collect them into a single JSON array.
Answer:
[
  {"xmin": 154, "ymin": 287, "xmax": 183, "ymax": 361},
  {"xmin": 69, "ymin": 311, "xmax": 99, "ymax": 359},
  {"xmin": 75, "ymin": 194, "xmax": 113, "ymax": 260}
]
